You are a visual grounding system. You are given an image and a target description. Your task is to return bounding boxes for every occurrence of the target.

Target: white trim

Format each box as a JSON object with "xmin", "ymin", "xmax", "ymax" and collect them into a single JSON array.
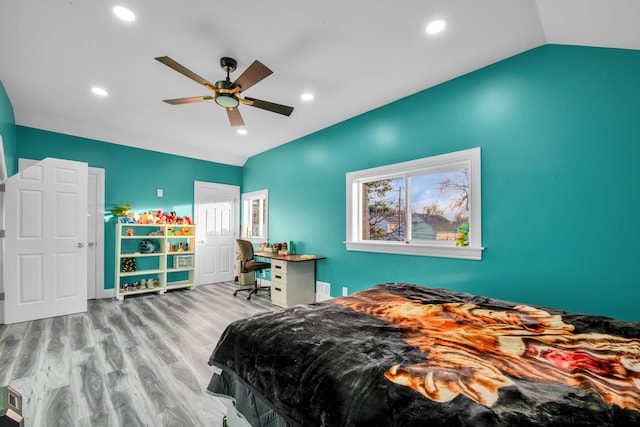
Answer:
[
  {"xmin": 97, "ymin": 288, "xmax": 116, "ymax": 299},
  {"xmin": 346, "ymin": 147, "xmax": 484, "ymax": 260},
  {"xmin": 89, "ymin": 167, "xmax": 107, "ymax": 299},
  {"xmin": 345, "ymin": 241, "xmax": 484, "ymax": 260},
  {"xmin": 0, "ymin": 135, "xmax": 4, "ymax": 323}
]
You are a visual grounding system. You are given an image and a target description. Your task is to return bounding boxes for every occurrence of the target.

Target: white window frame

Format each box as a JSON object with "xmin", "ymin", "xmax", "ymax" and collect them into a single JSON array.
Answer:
[
  {"xmin": 346, "ymin": 147, "xmax": 483, "ymax": 260},
  {"xmin": 241, "ymin": 189, "xmax": 269, "ymax": 244}
]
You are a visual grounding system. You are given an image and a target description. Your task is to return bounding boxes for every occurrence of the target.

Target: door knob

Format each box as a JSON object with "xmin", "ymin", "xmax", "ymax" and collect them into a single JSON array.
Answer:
[
  {"xmin": 77, "ymin": 242, "xmax": 85, "ymax": 248},
  {"xmin": 88, "ymin": 242, "xmax": 95, "ymax": 247}
]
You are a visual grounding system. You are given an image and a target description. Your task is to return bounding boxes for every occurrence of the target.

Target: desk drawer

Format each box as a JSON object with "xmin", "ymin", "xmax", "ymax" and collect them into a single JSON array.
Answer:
[
  {"xmin": 271, "ymin": 259, "xmax": 287, "ymax": 283},
  {"xmin": 271, "ymin": 282, "xmax": 287, "ymax": 307}
]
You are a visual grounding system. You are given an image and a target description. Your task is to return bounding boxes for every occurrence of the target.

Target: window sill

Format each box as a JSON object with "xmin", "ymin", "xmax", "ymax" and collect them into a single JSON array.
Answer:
[{"xmin": 345, "ymin": 241, "xmax": 484, "ymax": 260}]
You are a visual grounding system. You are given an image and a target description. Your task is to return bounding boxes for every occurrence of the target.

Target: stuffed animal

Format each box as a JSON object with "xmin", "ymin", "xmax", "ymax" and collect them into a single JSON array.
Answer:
[
  {"xmin": 120, "ymin": 215, "xmax": 136, "ymax": 224},
  {"xmin": 139, "ymin": 211, "xmax": 155, "ymax": 224},
  {"xmin": 165, "ymin": 211, "xmax": 177, "ymax": 224},
  {"xmin": 155, "ymin": 210, "xmax": 167, "ymax": 224}
]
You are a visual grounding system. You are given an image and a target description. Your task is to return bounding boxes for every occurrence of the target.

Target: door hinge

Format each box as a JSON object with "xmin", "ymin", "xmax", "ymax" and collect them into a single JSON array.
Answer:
[
  {"xmin": 0, "ymin": 292, "xmax": 4, "ymax": 301},
  {"xmin": 0, "ymin": 229, "xmax": 5, "ymax": 238},
  {"xmin": 0, "ymin": 183, "xmax": 5, "ymax": 192}
]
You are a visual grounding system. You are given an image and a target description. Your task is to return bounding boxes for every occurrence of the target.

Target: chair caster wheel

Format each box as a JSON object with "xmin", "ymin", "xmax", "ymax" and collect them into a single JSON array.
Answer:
[
  {"xmin": 246, "ymin": 295, "xmax": 251, "ymax": 300},
  {"xmin": 233, "ymin": 291, "xmax": 238, "ymax": 297}
]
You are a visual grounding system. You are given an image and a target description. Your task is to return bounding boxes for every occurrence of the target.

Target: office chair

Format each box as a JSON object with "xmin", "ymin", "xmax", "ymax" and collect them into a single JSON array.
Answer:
[{"xmin": 234, "ymin": 239, "xmax": 271, "ymax": 300}]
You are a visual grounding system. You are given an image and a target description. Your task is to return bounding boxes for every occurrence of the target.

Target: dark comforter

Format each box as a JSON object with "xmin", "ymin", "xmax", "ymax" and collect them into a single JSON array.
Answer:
[{"xmin": 208, "ymin": 283, "xmax": 640, "ymax": 426}]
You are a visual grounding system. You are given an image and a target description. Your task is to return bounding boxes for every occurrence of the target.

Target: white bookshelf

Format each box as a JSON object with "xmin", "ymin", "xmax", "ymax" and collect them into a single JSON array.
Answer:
[{"xmin": 114, "ymin": 223, "xmax": 196, "ymax": 300}]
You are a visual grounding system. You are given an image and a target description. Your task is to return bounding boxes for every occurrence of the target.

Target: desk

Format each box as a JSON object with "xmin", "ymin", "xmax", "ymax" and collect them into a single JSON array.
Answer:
[{"xmin": 254, "ymin": 251, "xmax": 325, "ymax": 308}]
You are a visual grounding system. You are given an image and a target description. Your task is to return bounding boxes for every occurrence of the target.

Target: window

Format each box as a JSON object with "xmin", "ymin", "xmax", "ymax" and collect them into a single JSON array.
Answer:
[
  {"xmin": 241, "ymin": 189, "xmax": 268, "ymax": 243},
  {"xmin": 346, "ymin": 148, "xmax": 483, "ymax": 260}
]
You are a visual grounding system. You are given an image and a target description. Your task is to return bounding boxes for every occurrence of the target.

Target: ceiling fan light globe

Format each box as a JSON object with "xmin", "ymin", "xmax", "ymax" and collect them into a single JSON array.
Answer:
[{"xmin": 215, "ymin": 94, "xmax": 240, "ymax": 108}]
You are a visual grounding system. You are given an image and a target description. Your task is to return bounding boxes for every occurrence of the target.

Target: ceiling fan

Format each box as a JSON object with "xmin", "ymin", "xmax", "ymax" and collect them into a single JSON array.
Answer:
[{"xmin": 155, "ymin": 56, "xmax": 294, "ymax": 127}]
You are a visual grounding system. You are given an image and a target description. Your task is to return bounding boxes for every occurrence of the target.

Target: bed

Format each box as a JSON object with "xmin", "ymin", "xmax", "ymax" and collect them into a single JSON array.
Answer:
[{"xmin": 207, "ymin": 283, "xmax": 640, "ymax": 426}]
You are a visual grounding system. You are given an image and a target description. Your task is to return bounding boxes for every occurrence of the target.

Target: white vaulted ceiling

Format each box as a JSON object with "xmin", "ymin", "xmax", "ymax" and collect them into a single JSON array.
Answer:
[{"xmin": 1, "ymin": 0, "xmax": 639, "ymax": 166}]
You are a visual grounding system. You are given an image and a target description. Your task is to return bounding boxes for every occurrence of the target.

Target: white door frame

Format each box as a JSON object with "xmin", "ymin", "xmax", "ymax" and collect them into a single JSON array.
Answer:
[
  {"xmin": 88, "ymin": 167, "xmax": 107, "ymax": 298},
  {"xmin": 194, "ymin": 181, "xmax": 239, "ymax": 285},
  {"xmin": 0, "ymin": 135, "xmax": 7, "ymax": 322}
]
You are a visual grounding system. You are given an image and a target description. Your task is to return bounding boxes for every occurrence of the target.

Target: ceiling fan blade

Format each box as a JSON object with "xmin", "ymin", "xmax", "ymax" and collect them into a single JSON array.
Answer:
[
  {"xmin": 155, "ymin": 56, "xmax": 215, "ymax": 87},
  {"xmin": 163, "ymin": 96, "xmax": 214, "ymax": 105},
  {"xmin": 233, "ymin": 60, "xmax": 273, "ymax": 92},
  {"xmin": 244, "ymin": 97, "xmax": 294, "ymax": 116},
  {"xmin": 226, "ymin": 107, "xmax": 245, "ymax": 126}
]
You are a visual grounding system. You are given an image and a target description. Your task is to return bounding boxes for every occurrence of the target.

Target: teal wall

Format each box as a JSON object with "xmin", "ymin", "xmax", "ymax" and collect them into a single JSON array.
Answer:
[
  {"xmin": 243, "ymin": 45, "xmax": 640, "ymax": 322},
  {"xmin": 16, "ymin": 126, "xmax": 242, "ymax": 291},
  {"xmin": 0, "ymin": 80, "xmax": 17, "ymax": 177},
  {"xmin": 6, "ymin": 45, "xmax": 640, "ymax": 321}
]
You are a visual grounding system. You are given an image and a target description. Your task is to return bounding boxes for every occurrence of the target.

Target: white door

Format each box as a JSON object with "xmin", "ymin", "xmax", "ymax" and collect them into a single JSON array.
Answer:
[
  {"xmin": 194, "ymin": 181, "xmax": 238, "ymax": 285},
  {"xmin": 18, "ymin": 159, "xmax": 104, "ymax": 299},
  {"xmin": 4, "ymin": 158, "xmax": 88, "ymax": 324}
]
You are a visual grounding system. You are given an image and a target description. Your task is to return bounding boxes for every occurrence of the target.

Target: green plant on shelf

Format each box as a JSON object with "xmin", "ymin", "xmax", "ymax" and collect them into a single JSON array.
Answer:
[{"xmin": 110, "ymin": 203, "xmax": 132, "ymax": 217}]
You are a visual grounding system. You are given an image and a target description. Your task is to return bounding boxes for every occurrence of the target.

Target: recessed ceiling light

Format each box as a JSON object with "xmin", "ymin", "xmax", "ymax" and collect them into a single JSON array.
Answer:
[
  {"xmin": 426, "ymin": 19, "xmax": 447, "ymax": 35},
  {"xmin": 91, "ymin": 86, "xmax": 109, "ymax": 96},
  {"xmin": 301, "ymin": 93, "xmax": 314, "ymax": 101},
  {"xmin": 237, "ymin": 129, "xmax": 248, "ymax": 135},
  {"xmin": 113, "ymin": 6, "xmax": 136, "ymax": 22}
]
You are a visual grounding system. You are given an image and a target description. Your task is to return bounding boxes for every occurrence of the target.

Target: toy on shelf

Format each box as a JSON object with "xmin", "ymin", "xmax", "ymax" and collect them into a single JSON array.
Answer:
[
  {"xmin": 455, "ymin": 223, "xmax": 470, "ymax": 247},
  {"xmin": 117, "ymin": 209, "xmax": 196, "ymax": 225}
]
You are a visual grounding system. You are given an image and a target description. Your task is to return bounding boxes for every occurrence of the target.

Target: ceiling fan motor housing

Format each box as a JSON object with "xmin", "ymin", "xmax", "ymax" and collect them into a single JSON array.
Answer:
[{"xmin": 215, "ymin": 79, "xmax": 235, "ymax": 91}]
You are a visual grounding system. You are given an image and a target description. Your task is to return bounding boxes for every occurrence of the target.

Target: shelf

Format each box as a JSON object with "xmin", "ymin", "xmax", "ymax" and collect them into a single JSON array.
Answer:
[
  {"xmin": 115, "ymin": 223, "xmax": 196, "ymax": 300},
  {"xmin": 119, "ymin": 268, "xmax": 165, "ymax": 277},
  {"xmin": 118, "ymin": 287, "xmax": 165, "ymax": 297},
  {"xmin": 166, "ymin": 281, "xmax": 195, "ymax": 290},
  {"xmin": 120, "ymin": 252, "xmax": 164, "ymax": 257}
]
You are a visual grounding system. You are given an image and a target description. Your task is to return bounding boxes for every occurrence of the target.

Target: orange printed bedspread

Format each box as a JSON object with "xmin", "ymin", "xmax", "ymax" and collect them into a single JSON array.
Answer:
[{"xmin": 208, "ymin": 283, "xmax": 640, "ymax": 426}]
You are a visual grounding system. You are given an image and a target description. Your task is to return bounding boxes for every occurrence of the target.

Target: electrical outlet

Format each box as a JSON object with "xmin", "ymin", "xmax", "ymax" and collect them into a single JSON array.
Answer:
[{"xmin": 342, "ymin": 287, "xmax": 348, "ymax": 296}]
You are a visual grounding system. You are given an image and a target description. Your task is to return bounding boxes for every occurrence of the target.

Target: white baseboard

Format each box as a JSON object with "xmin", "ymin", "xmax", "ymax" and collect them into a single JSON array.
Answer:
[{"xmin": 96, "ymin": 287, "xmax": 116, "ymax": 299}]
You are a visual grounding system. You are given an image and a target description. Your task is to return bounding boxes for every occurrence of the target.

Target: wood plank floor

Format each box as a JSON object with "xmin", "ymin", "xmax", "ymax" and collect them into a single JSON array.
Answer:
[{"xmin": 0, "ymin": 282, "xmax": 277, "ymax": 427}]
